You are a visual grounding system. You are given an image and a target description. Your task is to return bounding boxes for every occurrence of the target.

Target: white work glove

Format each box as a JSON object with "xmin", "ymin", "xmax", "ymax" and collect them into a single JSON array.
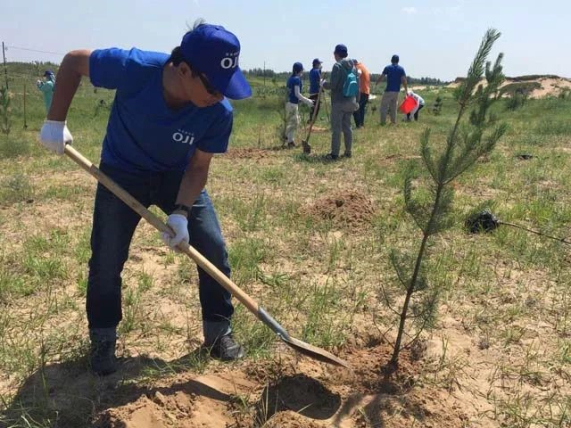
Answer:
[
  {"xmin": 303, "ymin": 98, "xmax": 314, "ymax": 107},
  {"xmin": 39, "ymin": 120, "xmax": 73, "ymax": 155},
  {"xmin": 161, "ymin": 214, "xmax": 189, "ymax": 250}
]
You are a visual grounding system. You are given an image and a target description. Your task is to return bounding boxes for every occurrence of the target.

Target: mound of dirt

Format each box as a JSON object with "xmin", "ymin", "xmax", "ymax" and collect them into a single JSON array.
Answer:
[
  {"xmin": 222, "ymin": 147, "xmax": 273, "ymax": 160},
  {"xmin": 447, "ymin": 75, "xmax": 571, "ymax": 98},
  {"xmin": 3, "ymin": 334, "xmax": 469, "ymax": 428},
  {"xmin": 263, "ymin": 411, "xmax": 327, "ymax": 427},
  {"xmin": 310, "ymin": 126, "xmax": 329, "ymax": 133},
  {"xmin": 301, "ymin": 191, "xmax": 376, "ymax": 228}
]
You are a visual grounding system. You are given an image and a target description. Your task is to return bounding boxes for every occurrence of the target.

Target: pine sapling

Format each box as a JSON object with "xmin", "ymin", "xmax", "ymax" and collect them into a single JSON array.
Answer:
[
  {"xmin": 432, "ymin": 95, "xmax": 443, "ymax": 116},
  {"xmin": 388, "ymin": 29, "xmax": 508, "ymax": 369},
  {"xmin": 0, "ymin": 87, "xmax": 11, "ymax": 136}
]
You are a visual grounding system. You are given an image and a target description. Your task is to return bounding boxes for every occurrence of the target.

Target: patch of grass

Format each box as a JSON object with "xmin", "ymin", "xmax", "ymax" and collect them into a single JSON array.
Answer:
[
  {"xmin": 0, "ymin": 173, "xmax": 34, "ymax": 205},
  {"xmin": 0, "ymin": 138, "xmax": 31, "ymax": 158},
  {"xmin": 228, "ymin": 237, "xmax": 270, "ymax": 285}
]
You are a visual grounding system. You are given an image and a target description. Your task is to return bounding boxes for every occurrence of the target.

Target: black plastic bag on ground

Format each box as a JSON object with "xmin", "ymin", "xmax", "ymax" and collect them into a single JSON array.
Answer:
[{"xmin": 465, "ymin": 210, "xmax": 500, "ymax": 233}]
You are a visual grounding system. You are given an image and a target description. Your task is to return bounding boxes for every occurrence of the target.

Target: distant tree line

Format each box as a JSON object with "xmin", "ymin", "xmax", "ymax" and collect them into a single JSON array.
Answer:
[{"xmin": 245, "ymin": 68, "xmax": 448, "ymax": 86}]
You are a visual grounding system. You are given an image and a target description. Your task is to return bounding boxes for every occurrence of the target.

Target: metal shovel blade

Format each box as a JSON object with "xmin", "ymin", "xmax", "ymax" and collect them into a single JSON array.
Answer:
[
  {"xmin": 280, "ymin": 335, "xmax": 350, "ymax": 368},
  {"xmin": 257, "ymin": 306, "xmax": 349, "ymax": 368}
]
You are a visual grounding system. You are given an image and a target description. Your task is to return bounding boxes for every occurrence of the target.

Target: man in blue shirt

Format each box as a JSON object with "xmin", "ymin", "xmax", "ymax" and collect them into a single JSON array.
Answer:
[
  {"xmin": 308, "ymin": 58, "xmax": 322, "ymax": 122},
  {"xmin": 38, "ymin": 22, "xmax": 252, "ymax": 375},
  {"xmin": 285, "ymin": 62, "xmax": 313, "ymax": 148},
  {"xmin": 376, "ymin": 54, "xmax": 408, "ymax": 125}
]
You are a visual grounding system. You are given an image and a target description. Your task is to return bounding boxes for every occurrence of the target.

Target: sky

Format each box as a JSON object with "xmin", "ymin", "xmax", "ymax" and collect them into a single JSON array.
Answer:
[{"xmin": 2, "ymin": 0, "xmax": 569, "ymax": 81}]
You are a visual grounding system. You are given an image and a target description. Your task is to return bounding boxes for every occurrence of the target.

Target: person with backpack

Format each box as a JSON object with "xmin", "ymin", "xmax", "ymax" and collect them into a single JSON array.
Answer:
[
  {"xmin": 352, "ymin": 59, "xmax": 370, "ymax": 128},
  {"xmin": 38, "ymin": 21, "xmax": 252, "ymax": 376},
  {"xmin": 285, "ymin": 62, "xmax": 314, "ymax": 148},
  {"xmin": 322, "ymin": 44, "xmax": 359, "ymax": 160},
  {"xmin": 308, "ymin": 58, "xmax": 323, "ymax": 122},
  {"xmin": 376, "ymin": 54, "xmax": 408, "ymax": 125}
]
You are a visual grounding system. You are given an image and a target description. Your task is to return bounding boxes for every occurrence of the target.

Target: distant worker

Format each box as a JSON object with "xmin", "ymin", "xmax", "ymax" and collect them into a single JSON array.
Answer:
[
  {"xmin": 308, "ymin": 58, "xmax": 323, "ymax": 122},
  {"xmin": 36, "ymin": 70, "xmax": 56, "ymax": 113},
  {"xmin": 285, "ymin": 62, "xmax": 314, "ymax": 148},
  {"xmin": 405, "ymin": 90, "xmax": 425, "ymax": 122},
  {"xmin": 322, "ymin": 44, "xmax": 359, "ymax": 160},
  {"xmin": 376, "ymin": 55, "xmax": 408, "ymax": 125},
  {"xmin": 352, "ymin": 59, "xmax": 370, "ymax": 128}
]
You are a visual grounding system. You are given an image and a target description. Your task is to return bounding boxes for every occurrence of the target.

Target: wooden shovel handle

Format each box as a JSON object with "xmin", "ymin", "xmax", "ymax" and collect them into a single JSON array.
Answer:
[
  {"xmin": 305, "ymin": 87, "xmax": 324, "ymax": 139},
  {"xmin": 64, "ymin": 145, "xmax": 260, "ymax": 315}
]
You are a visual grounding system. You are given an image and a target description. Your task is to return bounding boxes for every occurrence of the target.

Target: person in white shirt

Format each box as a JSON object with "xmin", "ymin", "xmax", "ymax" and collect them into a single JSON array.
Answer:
[{"xmin": 406, "ymin": 90, "xmax": 425, "ymax": 122}]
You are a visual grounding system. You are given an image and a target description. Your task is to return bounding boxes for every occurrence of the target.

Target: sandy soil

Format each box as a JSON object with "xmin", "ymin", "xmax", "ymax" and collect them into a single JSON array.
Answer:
[{"xmin": 446, "ymin": 76, "xmax": 571, "ymax": 98}]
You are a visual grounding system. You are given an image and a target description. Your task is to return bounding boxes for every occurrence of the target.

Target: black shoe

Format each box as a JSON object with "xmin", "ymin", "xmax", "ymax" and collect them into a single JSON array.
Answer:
[
  {"xmin": 343, "ymin": 152, "xmax": 352, "ymax": 158},
  {"xmin": 207, "ymin": 334, "xmax": 244, "ymax": 361},
  {"xmin": 287, "ymin": 141, "xmax": 296, "ymax": 149},
  {"xmin": 89, "ymin": 330, "xmax": 117, "ymax": 376},
  {"xmin": 324, "ymin": 153, "xmax": 339, "ymax": 161}
]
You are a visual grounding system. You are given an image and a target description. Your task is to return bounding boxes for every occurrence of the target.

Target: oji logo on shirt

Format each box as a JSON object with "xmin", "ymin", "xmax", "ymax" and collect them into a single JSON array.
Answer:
[
  {"xmin": 220, "ymin": 52, "xmax": 239, "ymax": 70},
  {"xmin": 172, "ymin": 129, "xmax": 195, "ymax": 145}
]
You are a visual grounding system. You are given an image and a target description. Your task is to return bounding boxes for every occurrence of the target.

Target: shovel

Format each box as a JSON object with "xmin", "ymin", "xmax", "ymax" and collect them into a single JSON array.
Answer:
[
  {"xmin": 64, "ymin": 145, "xmax": 349, "ymax": 368},
  {"xmin": 301, "ymin": 87, "xmax": 324, "ymax": 154}
]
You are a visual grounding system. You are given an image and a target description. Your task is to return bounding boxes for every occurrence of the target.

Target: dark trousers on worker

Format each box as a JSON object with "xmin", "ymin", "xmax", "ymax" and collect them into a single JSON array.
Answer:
[
  {"xmin": 353, "ymin": 93, "xmax": 369, "ymax": 128},
  {"xmin": 406, "ymin": 104, "xmax": 424, "ymax": 121},
  {"xmin": 308, "ymin": 93, "xmax": 321, "ymax": 122},
  {"xmin": 87, "ymin": 163, "xmax": 233, "ymax": 340}
]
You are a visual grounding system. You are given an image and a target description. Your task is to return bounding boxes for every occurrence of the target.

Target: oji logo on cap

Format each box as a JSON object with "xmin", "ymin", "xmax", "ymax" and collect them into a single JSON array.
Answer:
[{"xmin": 221, "ymin": 52, "xmax": 240, "ymax": 69}]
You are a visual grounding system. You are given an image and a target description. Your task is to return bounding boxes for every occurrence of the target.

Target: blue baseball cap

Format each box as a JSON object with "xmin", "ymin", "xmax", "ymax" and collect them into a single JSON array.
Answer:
[
  {"xmin": 293, "ymin": 62, "xmax": 304, "ymax": 74},
  {"xmin": 43, "ymin": 70, "xmax": 54, "ymax": 77},
  {"xmin": 334, "ymin": 44, "xmax": 348, "ymax": 55},
  {"xmin": 312, "ymin": 58, "xmax": 322, "ymax": 66},
  {"xmin": 180, "ymin": 24, "xmax": 252, "ymax": 100}
]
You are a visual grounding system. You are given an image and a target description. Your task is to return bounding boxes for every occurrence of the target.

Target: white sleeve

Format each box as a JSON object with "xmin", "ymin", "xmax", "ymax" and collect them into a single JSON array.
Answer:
[
  {"xmin": 410, "ymin": 94, "xmax": 420, "ymax": 114},
  {"xmin": 294, "ymin": 85, "xmax": 312, "ymax": 105}
]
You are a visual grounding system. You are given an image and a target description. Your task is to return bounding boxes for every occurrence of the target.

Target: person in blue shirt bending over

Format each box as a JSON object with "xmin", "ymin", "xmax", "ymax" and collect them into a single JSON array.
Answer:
[
  {"xmin": 308, "ymin": 58, "xmax": 323, "ymax": 122},
  {"xmin": 38, "ymin": 20, "xmax": 252, "ymax": 376},
  {"xmin": 285, "ymin": 62, "xmax": 314, "ymax": 148},
  {"xmin": 376, "ymin": 54, "xmax": 408, "ymax": 125}
]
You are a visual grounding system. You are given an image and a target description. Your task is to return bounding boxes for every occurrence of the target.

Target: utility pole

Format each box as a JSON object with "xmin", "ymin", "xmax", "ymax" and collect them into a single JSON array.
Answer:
[
  {"xmin": 23, "ymin": 83, "xmax": 28, "ymax": 129},
  {"xmin": 2, "ymin": 42, "xmax": 8, "ymax": 90},
  {"xmin": 263, "ymin": 61, "xmax": 266, "ymax": 88}
]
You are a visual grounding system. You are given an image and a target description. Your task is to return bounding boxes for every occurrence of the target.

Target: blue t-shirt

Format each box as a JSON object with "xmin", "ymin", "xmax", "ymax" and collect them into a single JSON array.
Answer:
[
  {"xmin": 89, "ymin": 48, "xmax": 233, "ymax": 173},
  {"xmin": 382, "ymin": 64, "xmax": 406, "ymax": 92},
  {"xmin": 286, "ymin": 75, "xmax": 302, "ymax": 104},
  {"xmin": 309, "ymin": 68, "xmax": 321, "ymax": 95}
]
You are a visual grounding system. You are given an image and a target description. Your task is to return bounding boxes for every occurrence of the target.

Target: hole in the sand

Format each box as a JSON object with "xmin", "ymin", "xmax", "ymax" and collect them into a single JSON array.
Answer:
[{"xmin": 256, "ymin": 374, "xmax": 341, "ymax": 422}]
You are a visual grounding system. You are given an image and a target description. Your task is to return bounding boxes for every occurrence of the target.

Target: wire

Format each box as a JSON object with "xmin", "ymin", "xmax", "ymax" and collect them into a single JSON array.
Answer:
[
  {"xmin": 498, "ymin": 221, "xmax": 571, "ymax": 245},
  {"xmin": 6, "ymin": 45, "xmax": 65, "ymax": 56}
]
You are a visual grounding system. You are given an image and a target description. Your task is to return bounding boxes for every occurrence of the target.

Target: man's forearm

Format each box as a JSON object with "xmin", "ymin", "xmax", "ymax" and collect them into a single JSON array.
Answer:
[
  {"xmin": 175, "ymin": 166, "xmax": 209, "ymax": 209},
  {"xmin": 47, "ymin": 50, "xmax": 91, "ymax": 121}
]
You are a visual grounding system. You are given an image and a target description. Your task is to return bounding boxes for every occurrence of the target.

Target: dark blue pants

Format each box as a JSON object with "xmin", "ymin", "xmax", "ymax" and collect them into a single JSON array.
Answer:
[
  {"xmin": 353, "ymin": 93, "xmax": 369, "ymax": 127},
  {"xmin": 86, "ymin": 163, "xmax": 233, "ymax": 330}
]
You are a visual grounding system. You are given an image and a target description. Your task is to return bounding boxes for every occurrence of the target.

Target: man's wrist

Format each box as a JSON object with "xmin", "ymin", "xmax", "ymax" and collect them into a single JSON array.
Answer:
[{"xmin": 172, "ymin": 204, "xmax": 192, "ymax": 218}]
